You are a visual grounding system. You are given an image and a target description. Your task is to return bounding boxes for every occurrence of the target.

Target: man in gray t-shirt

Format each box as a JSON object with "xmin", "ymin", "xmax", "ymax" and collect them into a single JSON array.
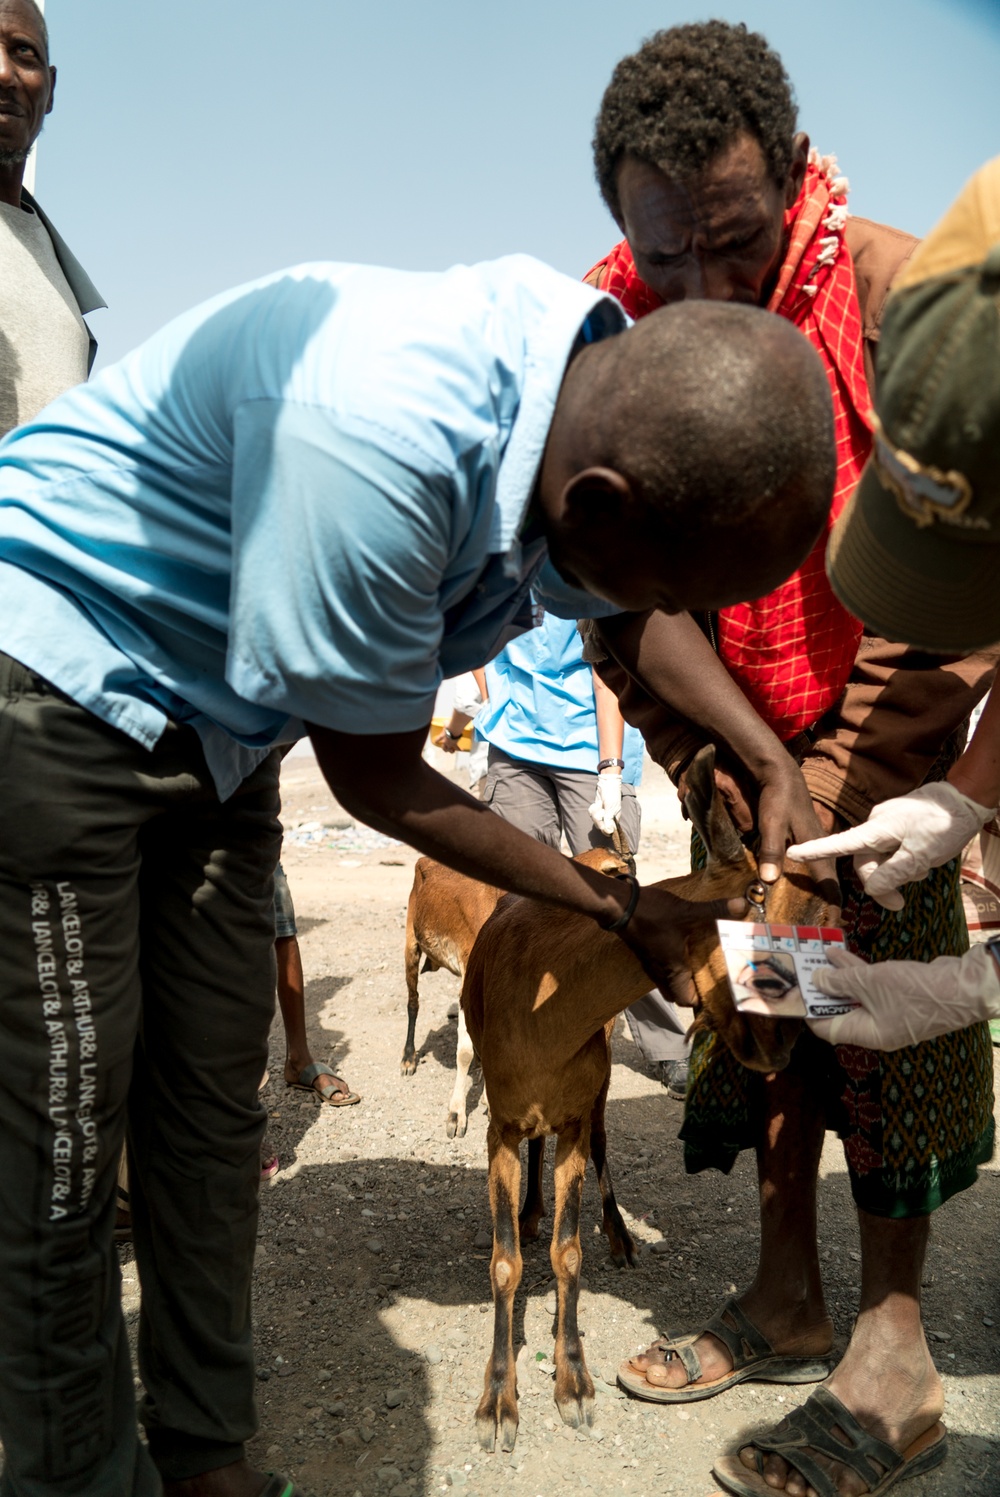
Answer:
[{"xmin": 0, "ymin": 0, "xmax": 104, "ymax": 435}]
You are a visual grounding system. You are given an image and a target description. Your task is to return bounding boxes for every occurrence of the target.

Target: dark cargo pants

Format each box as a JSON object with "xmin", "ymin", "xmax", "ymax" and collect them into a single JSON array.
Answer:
[{"xmin": 0, "ymin": 653, "xmax": 281, "ymax": 1494}]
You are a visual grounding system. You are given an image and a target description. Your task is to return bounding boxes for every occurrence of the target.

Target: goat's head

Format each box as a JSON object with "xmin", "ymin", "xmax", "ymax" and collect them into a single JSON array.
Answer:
[
  {"xmin": 573, "ymin": 847, "xmax": 633, "ymax": 878},
  {"xmin": 665, "ymin": 744, "xmax": 840, "ymax": 1073}
]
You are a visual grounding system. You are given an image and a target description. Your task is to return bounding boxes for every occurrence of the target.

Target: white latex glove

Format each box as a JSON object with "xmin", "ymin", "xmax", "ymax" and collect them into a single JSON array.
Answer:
[
  {"xmin": 807, "ymin": 943, "xmax": 1000, "ymax": 1051},
  {"xmin": 787, "ymin": 782, "xmax": 993, "ymax": 911},
  {"xmin": 589, "ymin": 771, "xmax": 623, "ymax": 837}
]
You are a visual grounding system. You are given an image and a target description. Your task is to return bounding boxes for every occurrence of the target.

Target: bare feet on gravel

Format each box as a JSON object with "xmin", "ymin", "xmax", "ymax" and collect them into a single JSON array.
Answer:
[
  {"xmin": 628, "ymin": 1288, "xmax": 833, "ymax": 1390},
  {"xmin": 163, "ymin": 1458, "xmax": 273, "ymax": 1497},
  {"xmin": 736, "ymin": 1316, "xmax": 944, "ymax": 1496}
]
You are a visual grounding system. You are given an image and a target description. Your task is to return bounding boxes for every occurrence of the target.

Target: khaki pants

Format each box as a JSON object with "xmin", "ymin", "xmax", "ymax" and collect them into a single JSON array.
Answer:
[
  {"xmin": 0, "ymin": 653, "xmax": 280, "ymax": 1493},
  {"xmin": 482, "ymin": 745, "xmax": 641, "ymax": 855}
]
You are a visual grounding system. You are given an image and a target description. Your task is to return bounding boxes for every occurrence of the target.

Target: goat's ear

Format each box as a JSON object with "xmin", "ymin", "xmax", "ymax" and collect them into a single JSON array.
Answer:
[{"xmin": 683, "ymin": 744, "xmax": 745, "ymax": 867}]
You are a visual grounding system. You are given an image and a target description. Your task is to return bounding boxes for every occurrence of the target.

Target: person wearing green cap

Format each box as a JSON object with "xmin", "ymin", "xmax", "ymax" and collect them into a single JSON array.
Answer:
[{"xmin": 790, "ymin": 157, "xmax": 1000, "ymax": 1054}]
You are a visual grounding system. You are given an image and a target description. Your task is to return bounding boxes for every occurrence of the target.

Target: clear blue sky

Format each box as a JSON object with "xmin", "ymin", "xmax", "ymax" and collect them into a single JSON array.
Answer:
[{"xmin": 37, "ymin": 0, "xmax": 1000, "ymax": 368}]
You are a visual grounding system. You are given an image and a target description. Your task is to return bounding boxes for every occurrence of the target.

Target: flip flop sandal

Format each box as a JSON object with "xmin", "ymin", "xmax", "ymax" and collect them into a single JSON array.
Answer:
[
  {"xmin": 712, "ymin": 1386, "xmax": 948, "ymax": 1496},
  {"xmin": 260, "ymin": 1152, "xmax": 279, "ymax": 1181},
  {"xmin": 617, "ymin": 1295, "xmax": 832, "ymax": 1404},
  {"xmin": 287, "ymin": 1061, "xmax": 361, "ymax": 1106},
  {"xmin": 259, "ymin": 1478, "xmax": 307, "ymax": 1497}
]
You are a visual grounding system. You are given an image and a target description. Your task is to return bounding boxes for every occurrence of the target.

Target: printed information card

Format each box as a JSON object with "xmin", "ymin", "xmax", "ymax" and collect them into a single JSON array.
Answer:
[{"xmin": 714, "ymin": 921, "xmax": 859, "ymax": 1020}]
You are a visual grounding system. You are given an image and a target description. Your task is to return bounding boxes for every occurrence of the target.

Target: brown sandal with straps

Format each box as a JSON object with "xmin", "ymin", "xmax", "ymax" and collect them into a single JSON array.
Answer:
[
  {"xmin": 616, "ymin": 1295, "xmax": 833, "ymax": 1404},
  {"xmin": 712, "ymin": 1386, "xmax": 947, "ymax": 1495}
]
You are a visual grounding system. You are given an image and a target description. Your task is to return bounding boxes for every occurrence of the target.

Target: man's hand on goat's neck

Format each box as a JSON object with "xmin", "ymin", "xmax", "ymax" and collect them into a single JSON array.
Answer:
[
  {"xmin": 307, "ymin": 722, "xmax": 745, "ymax": 946},
  {"xmin": 616, "ymin": 886, "xmax": 741, "ymax": 1002}
]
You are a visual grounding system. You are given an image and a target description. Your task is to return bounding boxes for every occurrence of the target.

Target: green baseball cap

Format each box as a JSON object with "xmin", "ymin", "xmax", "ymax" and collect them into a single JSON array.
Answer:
[{"xmin": 827, "ymin": 156, "xmax": 1000, "ymax": 652}]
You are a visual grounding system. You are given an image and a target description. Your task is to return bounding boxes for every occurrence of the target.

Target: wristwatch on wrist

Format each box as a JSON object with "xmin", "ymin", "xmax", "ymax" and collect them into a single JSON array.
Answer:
[
  {"xmin": 444, "ymin": 728, "xmax": 460, "ymax": 741},
  {"xmin": 597, "ymin": 757, "xmax": 625, "ymax": 773}
]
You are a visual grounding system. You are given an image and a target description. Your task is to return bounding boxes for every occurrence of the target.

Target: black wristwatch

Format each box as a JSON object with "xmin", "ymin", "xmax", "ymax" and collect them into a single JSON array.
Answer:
[{"xmin": 444, "ymin": 728, "xmax": 460, "ymax": 741}]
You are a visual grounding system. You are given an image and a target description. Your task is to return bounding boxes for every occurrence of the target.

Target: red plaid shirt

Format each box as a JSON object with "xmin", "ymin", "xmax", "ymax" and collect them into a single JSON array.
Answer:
[{"xmin": 586, "ymin": 158, "xmax": 870, "ymax": 741}]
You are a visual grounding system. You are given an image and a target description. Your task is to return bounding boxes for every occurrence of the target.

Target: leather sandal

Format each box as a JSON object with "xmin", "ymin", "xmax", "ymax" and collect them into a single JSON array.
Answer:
[
  {"xmin": 713, "ymin": 1386, "xmax": 948, "ymax": 1496},
  {"xmin": 617, "ymin": 1295, "xmax": 832, "ymax": 1403},
  {"xmin": 286, "ymin": 1061, "xmax": 361, "ymax": 1106}
]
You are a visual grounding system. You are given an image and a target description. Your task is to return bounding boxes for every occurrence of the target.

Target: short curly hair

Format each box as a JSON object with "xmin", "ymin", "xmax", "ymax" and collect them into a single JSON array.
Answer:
[{"xmin": 593, "ymin": 21, "xmax": 798, "ymax": 222}]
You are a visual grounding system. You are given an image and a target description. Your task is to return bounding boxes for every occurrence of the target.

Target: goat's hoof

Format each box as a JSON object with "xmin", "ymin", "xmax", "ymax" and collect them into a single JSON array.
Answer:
[
  {"xmin": 400, "ymin": 1057, "xmax": 418, "ymax": 1077},
  {"xmin": 604, "ymin": 1215, "xmax": 637, "ymax": 1268},
  {"xmin": 607, "ymin": 1233, "xmax": 637, "ymax": 1268},
  {"xmin": 446, "ymin": 1112, "xmax": 468, "ymax": 1139},
  {"xmin": 556, "ymin": 1389, "xmax": 595, "ymax": 1430},
  {"xmin": 475, "ymin": 1402, "xmax": 518, "ymax": 1454}
]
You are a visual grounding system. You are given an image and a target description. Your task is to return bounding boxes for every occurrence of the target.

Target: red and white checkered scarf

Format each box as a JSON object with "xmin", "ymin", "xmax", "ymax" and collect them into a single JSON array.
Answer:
[{"xmin": 586, "ymin": 154, "xmax": 871, "ymax": 741}]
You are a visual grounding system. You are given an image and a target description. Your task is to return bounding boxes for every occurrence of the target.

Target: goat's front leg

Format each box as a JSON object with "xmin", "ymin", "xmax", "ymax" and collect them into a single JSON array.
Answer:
[
  {"xmin": 518, "ymin": 1135, "xmax": 545, "ymax": 1240},
  {"xmin": 550, "ymin": 1121, "xmax": 594, "ymax": 1429},
  {"xmin": 476, "ymin": 1122, "xmax": 523, "ymax": 1452},
  {"xmin": 447, "ymin": 1002, "xmax": 476, "ymax": 1138}
]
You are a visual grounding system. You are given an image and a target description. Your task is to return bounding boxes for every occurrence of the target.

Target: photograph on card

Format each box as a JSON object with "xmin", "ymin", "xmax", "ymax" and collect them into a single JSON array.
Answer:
[
  {"xmin": 715, "ymin": 920, "xmax": 858, "ymax": 1021},
  {"xmin": 724, "ymin": 948, "xmax": 805, "ymax": 1017}
]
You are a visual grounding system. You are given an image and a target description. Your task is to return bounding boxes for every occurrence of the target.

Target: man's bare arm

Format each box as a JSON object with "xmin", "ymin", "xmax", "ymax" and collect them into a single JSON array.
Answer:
[
  {"xmin": 308, "ymin": 721, "xmax": 744, "ymax": 995},
  {"xmin": 598, "ymin": 610, "xmax": 832, "ymax": 883}
]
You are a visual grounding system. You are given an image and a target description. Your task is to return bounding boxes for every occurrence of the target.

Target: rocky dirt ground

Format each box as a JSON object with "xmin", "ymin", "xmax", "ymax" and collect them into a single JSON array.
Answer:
[{"xmin": 117, "ymin": 748, "xmax": 998, "ymax": 1497}]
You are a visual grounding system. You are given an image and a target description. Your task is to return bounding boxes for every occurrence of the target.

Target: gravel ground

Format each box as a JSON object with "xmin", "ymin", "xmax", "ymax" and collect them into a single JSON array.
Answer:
[{"xmin": 29, "ymin": 748, "xmax": 1000, "ymax": 1494}]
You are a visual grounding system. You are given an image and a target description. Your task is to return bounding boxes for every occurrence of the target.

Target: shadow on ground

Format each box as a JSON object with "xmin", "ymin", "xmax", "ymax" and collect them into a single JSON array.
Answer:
[{"xmin": 247, "ymin": 1074, "xmax": 1000, "ymax": 1497}]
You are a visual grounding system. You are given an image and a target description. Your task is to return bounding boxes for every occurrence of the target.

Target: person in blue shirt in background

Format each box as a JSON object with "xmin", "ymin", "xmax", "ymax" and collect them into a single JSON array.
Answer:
[
  {"xmin": 476, "ymin": 612, "xmax": 692, "ymax": 1094},
  {"xmin": 0, "ymin": 254, "xmax": 836, "ymax": 1496}
]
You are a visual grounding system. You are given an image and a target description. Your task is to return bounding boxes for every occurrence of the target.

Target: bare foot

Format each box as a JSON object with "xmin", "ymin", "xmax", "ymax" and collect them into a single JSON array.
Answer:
[
  {"xmin": 628, "ymin": 1290, "xmax": 833, "ymax": 1392},
  {"xmin": 163, "ymin": 1457, "xmax": 273, "ymax": 1497},
  {"xmin": 737, "ymin": 1318, "xmax": 944, "ymax": 1495}
]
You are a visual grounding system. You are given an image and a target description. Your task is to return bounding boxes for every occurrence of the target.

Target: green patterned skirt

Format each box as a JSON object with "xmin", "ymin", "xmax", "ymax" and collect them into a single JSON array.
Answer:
[{"xmin": 680, "ymin": 853, "xmax": 996, "ymax": 1218}]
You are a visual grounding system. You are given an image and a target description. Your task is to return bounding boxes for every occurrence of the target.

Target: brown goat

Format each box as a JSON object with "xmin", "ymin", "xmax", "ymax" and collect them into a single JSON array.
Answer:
[
  {"xmin": 401, "ymin": 858, "xmax": 504, "ymax": 1137},
  {"xmin": 400, "ymin": 855, "xmax": 638, "ymax": 1239},
  {"xmin": 462, "ymin": 744, "xmax": 838, "ymax": 1452}
]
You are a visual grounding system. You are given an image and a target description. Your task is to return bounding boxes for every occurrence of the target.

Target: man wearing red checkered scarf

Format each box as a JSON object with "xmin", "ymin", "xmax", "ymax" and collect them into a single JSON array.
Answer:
[
  {"xmin": 588, "ymin": 151, "xmax": 870, "ymax": 743},
  {"xmin": 584, "ymin": 22, "xmax": 997, "ymax": 1497}
]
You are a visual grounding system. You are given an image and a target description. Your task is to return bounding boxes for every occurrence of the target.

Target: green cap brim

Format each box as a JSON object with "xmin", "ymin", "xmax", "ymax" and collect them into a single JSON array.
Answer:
[{"xmin": 828, "ymin": 462, "xmax": 1000, "ymax": 652}]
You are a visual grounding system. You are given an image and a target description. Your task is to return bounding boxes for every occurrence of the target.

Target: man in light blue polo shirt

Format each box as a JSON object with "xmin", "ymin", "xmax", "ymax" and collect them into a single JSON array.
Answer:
[{"xmin": 0, "ymin": 254, "xmax": 835, "ymax": 1497}]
